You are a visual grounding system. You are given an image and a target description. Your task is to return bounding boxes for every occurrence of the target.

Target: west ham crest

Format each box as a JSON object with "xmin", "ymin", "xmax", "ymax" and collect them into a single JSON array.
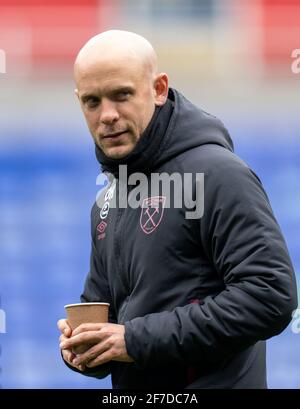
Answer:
[{"xmin": 140, "ymin": 196, "xmax": 166, "ymax": 235}]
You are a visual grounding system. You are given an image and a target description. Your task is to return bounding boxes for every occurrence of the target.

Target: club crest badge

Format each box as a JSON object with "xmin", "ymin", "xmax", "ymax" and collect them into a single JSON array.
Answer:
[
  {"xmin": 97, "ymin": 221, "xmax": 107, "ymax": 240},
  {"xmin": 140, "ymin": 196, "xmax": 166, "ymax": 235}
]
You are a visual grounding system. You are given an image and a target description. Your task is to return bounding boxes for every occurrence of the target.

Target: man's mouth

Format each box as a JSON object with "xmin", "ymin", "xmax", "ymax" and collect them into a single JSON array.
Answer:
[{"xmin": 102, "ymin": 130, "xmax": 127, "ymax": 139}]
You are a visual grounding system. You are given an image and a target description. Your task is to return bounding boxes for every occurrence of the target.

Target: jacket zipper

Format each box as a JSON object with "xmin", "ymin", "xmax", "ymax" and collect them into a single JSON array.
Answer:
[{"xmin": 113, "ymin": 182, "xmax": 130, "ymax": 301}]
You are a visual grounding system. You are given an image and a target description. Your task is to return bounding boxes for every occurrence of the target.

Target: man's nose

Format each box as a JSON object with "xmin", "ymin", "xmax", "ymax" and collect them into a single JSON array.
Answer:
[{"xmin": 99, "ymin": 100, "xmax": 119, "ymax": 125}]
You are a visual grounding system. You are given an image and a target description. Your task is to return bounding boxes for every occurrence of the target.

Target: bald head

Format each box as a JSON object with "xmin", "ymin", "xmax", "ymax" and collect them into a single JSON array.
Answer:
[
  {"xmin": 74, "ymin": 30, "xmax": 158, "ymax": 83},
  {"xmin": 74, "ymin": 30, "xmax": 168, "ymax": 160}
]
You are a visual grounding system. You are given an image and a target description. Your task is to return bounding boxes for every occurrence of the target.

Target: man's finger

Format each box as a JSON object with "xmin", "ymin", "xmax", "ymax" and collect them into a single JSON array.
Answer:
[
  {"xmin": 57, "ymin": 319, "xmax": 72, "ymax": 337},
  {"xmin": 72, "ymin": 342, "xmax": 108, "ymax": 366},
  {"xmin": 62, "ymin": 348, "xmax": 76, "ymax": 363},
  {"xmin": 57, "ymin": 319, "xmax": 67, "ymax": 331},
  {"xmin": 59, "ymin": 334, "xmax": 68, "ymax": 343},
  {"xmin": 72, "ymin": 323, "xmax": 105, "ymax": 337},
  {"xmin": 62, "ymin": 349, "xmax": 86, "ymax": 371},
  {"xmin": 60, "ymin": 330, "xmax": 103, "ymax": 349},
  {"xmin": 86, "ymin": 349, "xmax": 112, "ymax": 368}
]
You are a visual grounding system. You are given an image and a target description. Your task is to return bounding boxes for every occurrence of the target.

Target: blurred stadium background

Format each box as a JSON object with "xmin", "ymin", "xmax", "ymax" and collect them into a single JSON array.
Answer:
[{"xmin": 0, "ymin": 0, "xmax": 299, "ymax": 388}]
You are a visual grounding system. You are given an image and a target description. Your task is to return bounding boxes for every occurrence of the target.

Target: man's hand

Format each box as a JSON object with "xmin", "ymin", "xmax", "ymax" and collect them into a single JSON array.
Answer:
[
  {"xmin": 59, "ymin": 323, "xmax": 134, "ymax": 368},
  {"xmin": 57, "ymin": 319, "xmax": 86, "ymax": 372}
]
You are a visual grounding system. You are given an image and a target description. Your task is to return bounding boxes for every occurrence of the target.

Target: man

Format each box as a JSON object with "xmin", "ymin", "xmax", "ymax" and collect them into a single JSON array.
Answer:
[{"xmin": 58, "ymin": 30, "xmax": 297, "ymax": 388}]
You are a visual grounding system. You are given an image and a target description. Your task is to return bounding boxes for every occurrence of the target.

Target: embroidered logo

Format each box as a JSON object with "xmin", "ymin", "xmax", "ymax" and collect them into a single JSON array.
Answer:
[
  {"xmin": 100, "ymin": 201, "xmax": 110, "ymax": 219},
  {"xmin": 99, "ymin": 180, "xmax": 116, "ymax": 220},
  {"xmin": 104, "ymin": 181, "xmax": 116, "ymax": 201},
  {"xmin": 140, "ymin": 196, "xmax": 166, "ymax": 235},
  {"xmin": 97, "ymin": 221, "xmax": 107, "ymax": 240}
]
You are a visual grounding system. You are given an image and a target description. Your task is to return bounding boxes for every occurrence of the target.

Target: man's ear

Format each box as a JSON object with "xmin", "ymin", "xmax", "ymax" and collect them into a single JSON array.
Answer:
[
  {"xmin": 75, "ymin": 89, "xmax": 79, "ymax": 100},
  {"xmin": 154, "ymin": 73, "xmax": 169, "ymax": 106}
]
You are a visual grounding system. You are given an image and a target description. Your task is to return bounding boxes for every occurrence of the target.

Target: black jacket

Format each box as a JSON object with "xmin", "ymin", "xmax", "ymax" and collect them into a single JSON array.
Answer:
[{"xmin": 68, "ymin": 88, "xmax": 297, "ymax": 388}]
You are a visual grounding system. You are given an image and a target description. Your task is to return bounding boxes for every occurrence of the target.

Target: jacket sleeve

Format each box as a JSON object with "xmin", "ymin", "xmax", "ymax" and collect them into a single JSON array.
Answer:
[
  {"xmin": 124, "ymin": 154, "xmax": 298, "ymax": 368},
  {"xmin": 62, "ymin": 204, "xmax": 116, "ymax": 379}
]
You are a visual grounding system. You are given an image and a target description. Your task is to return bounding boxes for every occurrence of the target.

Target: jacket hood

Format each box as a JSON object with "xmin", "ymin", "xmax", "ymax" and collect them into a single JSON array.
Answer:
[
  {"xmin": 95, "ymin": 88, "xmax": 233, "ymax": 176},
  {"xmin": 160, "ymin": 88, "xmax": 234, "ymax": 162}
]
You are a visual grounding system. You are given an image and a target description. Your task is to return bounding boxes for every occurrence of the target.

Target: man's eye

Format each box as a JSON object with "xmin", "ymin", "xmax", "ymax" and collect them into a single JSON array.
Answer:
[
  {"xmin": 85, "ymin": 98, "xmax": 99, "ymax": 108},
  {"xmin": 115, "ymin": 91, "xmax": 130, "ymax": 101}
]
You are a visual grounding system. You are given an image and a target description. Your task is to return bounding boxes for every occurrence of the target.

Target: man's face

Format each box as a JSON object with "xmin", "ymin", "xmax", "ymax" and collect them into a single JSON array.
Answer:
[{"xmin": 76, "ymin": 58, "xmax": 158, "ymax": 159}]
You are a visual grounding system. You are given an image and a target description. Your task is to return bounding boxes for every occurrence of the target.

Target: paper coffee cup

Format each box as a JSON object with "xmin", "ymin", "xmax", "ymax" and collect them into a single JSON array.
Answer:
[{"xmin": 64, "ymin": 302, "xmax": 110, "ymax": 330}]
